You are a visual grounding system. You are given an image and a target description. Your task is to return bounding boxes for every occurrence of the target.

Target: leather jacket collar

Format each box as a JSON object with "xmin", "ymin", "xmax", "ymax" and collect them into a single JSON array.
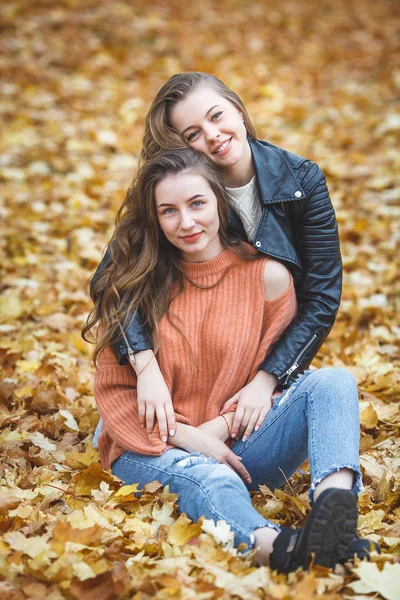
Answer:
[{"xmin": 249, "ymin": 138, "xmax": 306, "ymax": 204}]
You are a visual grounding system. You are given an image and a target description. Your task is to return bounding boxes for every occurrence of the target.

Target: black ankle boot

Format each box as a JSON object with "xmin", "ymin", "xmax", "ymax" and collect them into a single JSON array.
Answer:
[
  {"xmin": 270, "ymin": 488, "xmax": 358, "ymax": 574},
  {"xmin": 270, "ymin": 527, "xmax": 302, "ymax": 573}
]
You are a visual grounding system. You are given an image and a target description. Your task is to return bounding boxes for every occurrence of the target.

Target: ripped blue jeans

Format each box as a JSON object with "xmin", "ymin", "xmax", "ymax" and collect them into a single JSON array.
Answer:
[{"xmin": 103, "ymin": 368, "xmax": 363, "ymax": 550}]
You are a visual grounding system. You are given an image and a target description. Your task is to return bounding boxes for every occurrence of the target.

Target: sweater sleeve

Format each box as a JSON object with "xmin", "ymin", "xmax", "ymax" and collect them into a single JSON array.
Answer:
[{"xmin": 94, "ymin": 346, "xmax": 189, "ymax": 457}]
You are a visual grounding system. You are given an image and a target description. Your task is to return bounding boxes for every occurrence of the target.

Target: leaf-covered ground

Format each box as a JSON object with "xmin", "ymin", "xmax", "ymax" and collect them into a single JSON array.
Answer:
[{"xmin": 0, "ymin": 1, "xmax": 399, "ymax": 598}]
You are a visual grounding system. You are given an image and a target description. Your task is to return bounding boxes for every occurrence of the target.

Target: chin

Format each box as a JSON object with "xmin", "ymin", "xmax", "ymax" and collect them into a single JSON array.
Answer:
[
  {"xmin": 181, "ymin": 242, "xmax": 205, "ymax": 254},
  {"xmin": 222, "ymin": 144, "xmax": 243, "ymax": 164},
  {"xmin": 221, "ymin": 153, "xmax": 242, "ymax": 168}
]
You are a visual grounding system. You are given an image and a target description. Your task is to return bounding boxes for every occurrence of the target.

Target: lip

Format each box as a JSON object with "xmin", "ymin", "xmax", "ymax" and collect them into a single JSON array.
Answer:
[
  {"xmin": 212, "ymin": 137, "xmax": 232, "ymax": 156},
  {"xmin": 180, "ymin": 232, "xmax": 203, "ymax": 243}
]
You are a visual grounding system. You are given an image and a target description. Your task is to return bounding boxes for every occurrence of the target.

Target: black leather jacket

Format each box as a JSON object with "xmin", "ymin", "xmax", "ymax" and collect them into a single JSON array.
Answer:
[{"xmin": 91, "ymin": 138, "xmax": 342, "ymax": 387}]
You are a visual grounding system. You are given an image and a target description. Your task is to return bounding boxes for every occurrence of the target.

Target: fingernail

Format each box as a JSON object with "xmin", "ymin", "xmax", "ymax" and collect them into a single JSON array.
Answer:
[
  {"xmin": 242, "ymin": 436, "xmax": 247, "ymax": 442},
  {"xmin": 255, "ymin": 426, "xmax": 260, "ymax": 431},
  {"xmin": 169, "ymin": 429, "xmax": 175, "ymax": 436},
  {"xmin": 162, "ymin": 436, "xmax": 167, "ymax": 442},
  {"xmin": 231, "ymin": 433, "xmax": 236, "ymax": 439},
  {"xmin": 148, "ymin": 434, "xmax": 151, "ymax": 439},
  {"xmin": 247, "ymin": 477, "xmax": 252, "ymax": 484}
]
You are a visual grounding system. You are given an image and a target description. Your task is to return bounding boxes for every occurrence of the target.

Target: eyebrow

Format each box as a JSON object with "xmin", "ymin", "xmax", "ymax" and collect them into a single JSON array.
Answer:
[
  {"xmin": 181, "ymin": 105, "xmax": 220, "ymax": 135},
  {"xmin": 157, "ymin": 194, "xmax": 204, "ymax": 208}
]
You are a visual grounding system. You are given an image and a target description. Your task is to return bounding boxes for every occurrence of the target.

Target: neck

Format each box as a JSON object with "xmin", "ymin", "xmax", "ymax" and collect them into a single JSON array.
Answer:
[{"xmin": 223, "ymin": 140, "xmax": 255, "ymax": 187}]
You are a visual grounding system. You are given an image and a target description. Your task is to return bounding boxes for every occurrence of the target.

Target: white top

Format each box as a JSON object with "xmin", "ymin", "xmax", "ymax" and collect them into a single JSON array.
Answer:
[{"xmin": 226, "ymin": 176, "xmax": 262, "ymax": 242}]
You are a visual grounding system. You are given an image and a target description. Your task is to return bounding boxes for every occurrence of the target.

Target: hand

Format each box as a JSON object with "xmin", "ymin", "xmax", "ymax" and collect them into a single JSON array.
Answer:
[
  {"xmin": 134, "ymin": 350, "xmax": 176, "ymax": 442},
  {"xmin": 220, "ymin": 371, "xmax": 277, "ymax": 442},
  {"xmin": 169, "ymin": 424, "xmax": 251, "ymax": 484}
]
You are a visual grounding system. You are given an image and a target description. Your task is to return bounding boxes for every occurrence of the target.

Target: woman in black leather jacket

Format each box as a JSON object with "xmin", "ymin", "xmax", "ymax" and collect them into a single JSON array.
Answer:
[{"xmin": 91, "ymin": 72, "xmax": 342, "ymax": 445}]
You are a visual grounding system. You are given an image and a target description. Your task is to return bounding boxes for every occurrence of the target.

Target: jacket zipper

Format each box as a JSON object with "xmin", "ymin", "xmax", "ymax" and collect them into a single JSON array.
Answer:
[
  {"xmin": 118, "ymin": 321, "xmax": 136, "ymax": 367},
  {"xmin": 280, "ymin": 333, "xmax": 318, "ymax": 386}
]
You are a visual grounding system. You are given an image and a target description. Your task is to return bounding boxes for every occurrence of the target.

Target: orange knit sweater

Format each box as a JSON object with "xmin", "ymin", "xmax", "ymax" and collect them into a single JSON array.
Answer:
[{"xmin": 95, "ymin": 248, "xmax": 297, "ymax": 468}]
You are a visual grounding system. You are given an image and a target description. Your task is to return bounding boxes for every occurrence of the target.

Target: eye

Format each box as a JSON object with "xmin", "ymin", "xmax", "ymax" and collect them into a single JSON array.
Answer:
[
  {"xmin": 192, "ymin": 200, "xmax": 204, "ymax": 208},
  {"xmin": 163, "ymin": 207, "xmax": 176, "ymax": 215},
  {"xmin": 211, "ymin": 110, "xmax": 223, "ymax": 121},
  {"xmin": 186, "ymin": 130, "xmax": 199, "ymax": 142}
]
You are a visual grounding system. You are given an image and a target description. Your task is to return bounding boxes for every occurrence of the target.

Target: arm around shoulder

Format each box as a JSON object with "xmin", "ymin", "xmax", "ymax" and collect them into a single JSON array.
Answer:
[{"xmin": 263, "ymin": 259, "xmax": 292, "ymax": 301}]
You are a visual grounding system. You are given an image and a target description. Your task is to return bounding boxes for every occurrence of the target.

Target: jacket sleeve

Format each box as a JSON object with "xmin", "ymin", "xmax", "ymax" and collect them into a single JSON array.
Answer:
[
  {"xmin": 260, "ymin": 163, "xmax": 342, "ymax": 386},
  {"xmin": 90, "ymin": 246, "xmax": 153, "ymax": 365}
]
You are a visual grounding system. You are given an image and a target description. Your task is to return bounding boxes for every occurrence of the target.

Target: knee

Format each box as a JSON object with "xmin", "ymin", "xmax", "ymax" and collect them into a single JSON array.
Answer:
[
  {"xmin": 308, "ymin": 368, "xmax": 358, "ymax": 407},
  {"xmin": 315, "ymin": 367, "xmax": 357, "ymax": 387}
]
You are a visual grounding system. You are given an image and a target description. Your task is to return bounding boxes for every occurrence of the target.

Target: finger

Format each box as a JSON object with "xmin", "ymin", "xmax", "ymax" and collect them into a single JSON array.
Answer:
[
  {"xmin": 254, "ymin": 405, "xmax": 270, "ymax": 432},
  {"xmin": 241, "ymin": 411, "xmax": 259, "ymax": 442},
  {"xmin": 231, "ymin": 406, "xmax": 245, "ymax": 439},
  {"xmin": 137, "ymin": 401, "xmax": 145, "ymax": 428},
  {"xmin": 146, "ymin": 406, "xmax": 155, "ymax": 437},
  {"xmin": 226, "ymin": 453, "xmax": 251, "ymax": 483},
  {"xmin": 165, "ymin": 402, "xmax": 176, "ymax": 437},
  {"xmin": 156, "ymin": 406, "xmax": 168, "ymax": 442},
  {"xmin": 220, "ymin": 395, "xmax": 238, "ymax": 415},
  {"xmin": 238, "ymin": 408, "xmax": 253, "ymax": 437}
]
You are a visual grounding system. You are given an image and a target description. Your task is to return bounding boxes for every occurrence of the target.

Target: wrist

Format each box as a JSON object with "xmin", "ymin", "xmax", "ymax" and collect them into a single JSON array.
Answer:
[
  {"xmin": 222, "ymin": 412, "xmax": 235, "ymax": 429},
  {"xmin": 168, "ymin": 423, "xmax": 197, "ymax": 450},
  {"xmin": 132, "ymin": 349, "xmax": 156, "ymax": 376},
  {"xmin": 218, "ymin": 414, "xmax": 235, "ymax": 441},
  {"xmin": 256, "ymin": 370, "xmax": 278, "ymax": 389},
  {"xmin": 219, "ymin": 415, "xmax": 230, "ymax": 439}
]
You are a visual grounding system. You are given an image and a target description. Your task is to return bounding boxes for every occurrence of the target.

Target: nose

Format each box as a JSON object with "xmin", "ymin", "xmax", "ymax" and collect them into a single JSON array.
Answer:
[
  {"xmin": 204, "ymin": 122, "xmax": 220, "ymax": 143},
  {"xmin": 180, "ymin": 210, "xmax": 196, "ymax": 231}
]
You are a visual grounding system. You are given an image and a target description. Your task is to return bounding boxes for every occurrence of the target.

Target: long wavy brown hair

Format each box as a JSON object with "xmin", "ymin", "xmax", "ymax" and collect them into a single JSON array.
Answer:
[
  {"xmin": 82, "ymin": 148, "xmax": 257, "ymax": 365},
  {"xmin": 140, "ymin": 72, "xmax": 257, "ymax": 163}
]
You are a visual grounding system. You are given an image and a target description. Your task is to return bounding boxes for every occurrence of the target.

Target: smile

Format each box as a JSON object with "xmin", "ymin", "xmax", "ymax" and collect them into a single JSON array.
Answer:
[
  {"xmin": 180, "ymin": 232, "xmax": 203, "ymax": 243},
  {"xmin": 213, "ymin": 138, "xmax": 232, "ymax": 155}
]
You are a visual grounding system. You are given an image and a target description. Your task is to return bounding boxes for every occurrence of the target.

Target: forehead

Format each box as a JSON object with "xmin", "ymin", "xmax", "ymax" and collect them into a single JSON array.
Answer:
[
  {"xmin": 154, "ymin": 171, "xmax": 212, "ymax": 204},
  {"xmin": 170, "ymin": 86, "xmax": 227, "ymax": 130}
]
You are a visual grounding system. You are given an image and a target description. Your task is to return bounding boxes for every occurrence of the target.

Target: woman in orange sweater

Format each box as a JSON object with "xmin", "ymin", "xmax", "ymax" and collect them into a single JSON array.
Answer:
[{"xmin": 84, "ymin": 148, "xmax": 365, "ymax": 573}]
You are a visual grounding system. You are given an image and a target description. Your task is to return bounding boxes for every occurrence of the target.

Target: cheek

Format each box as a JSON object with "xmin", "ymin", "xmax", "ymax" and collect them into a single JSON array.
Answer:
[
  {"xmin": 208, "ymin": 207, "xmax": 220, "ymax": 230},
  {"xmin": 191, "ymin": 138, "xmax": 206, "ymax": 151},
  {"xmin": 158, "ymin": 218, "xmax": 175, "ymax": 237}
]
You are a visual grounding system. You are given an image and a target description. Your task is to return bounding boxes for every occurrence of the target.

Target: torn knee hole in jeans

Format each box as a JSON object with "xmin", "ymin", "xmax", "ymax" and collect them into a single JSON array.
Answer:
[
  {"xmin": 173, "ymin": 453, "xmax": 220, "ymax": 468},
  {"xmin": 273, "ymin": 370, "xmax": 312, "ymax": 408}
]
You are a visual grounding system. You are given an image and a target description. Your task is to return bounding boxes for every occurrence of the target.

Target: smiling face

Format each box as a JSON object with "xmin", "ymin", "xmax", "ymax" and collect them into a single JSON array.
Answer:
[
  {"xmin": 169, "ymin": 86, "xmax": 253, "ymax": 184},
  {"xmin": 155, "ymin": 171, "xmax": 223, "ymax": 263}
]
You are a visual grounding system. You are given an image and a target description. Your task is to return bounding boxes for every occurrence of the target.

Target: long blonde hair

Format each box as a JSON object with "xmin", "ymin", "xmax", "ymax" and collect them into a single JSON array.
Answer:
[
  {"xmin": 141, "ymin": 72, "xmax": 257, "ymax": 164},
  {"xmin": 82, "ymin": 148, "xmax": 256, "ymax": 364}
]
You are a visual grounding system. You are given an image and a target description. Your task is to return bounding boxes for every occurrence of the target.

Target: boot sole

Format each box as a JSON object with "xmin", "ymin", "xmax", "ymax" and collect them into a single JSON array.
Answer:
[{"xmin": 297, "ymin": 488, "xmax": 358, "ymax": 570}]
